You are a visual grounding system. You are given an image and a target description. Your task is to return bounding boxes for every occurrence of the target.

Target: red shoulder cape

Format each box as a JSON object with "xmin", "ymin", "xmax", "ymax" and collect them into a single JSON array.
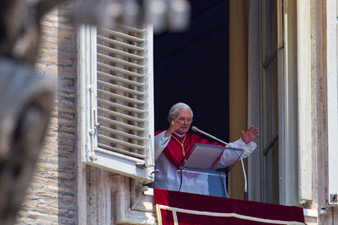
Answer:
[{"xmin": 155, "ymin": 131, "xmax": 221, "ymax": 168}]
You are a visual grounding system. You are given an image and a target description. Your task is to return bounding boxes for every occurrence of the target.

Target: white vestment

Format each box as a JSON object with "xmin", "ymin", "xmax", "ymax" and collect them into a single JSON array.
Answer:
[{"xmin": 154, "ymin": 131, "xmax": 257, "ymax": 195}]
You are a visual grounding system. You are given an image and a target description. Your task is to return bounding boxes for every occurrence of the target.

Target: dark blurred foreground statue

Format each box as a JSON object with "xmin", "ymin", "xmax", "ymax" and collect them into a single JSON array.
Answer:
[
  {"xmin": 0, "ymin": 1, "xmax": 58, "ymax": 224},
  {"xmin": 0, "ymin": 59, "xmax": 54, "ymax": 225},
  {"xmin": 0, "ymin": 0, "xmax": 190, "ymax": 224}
]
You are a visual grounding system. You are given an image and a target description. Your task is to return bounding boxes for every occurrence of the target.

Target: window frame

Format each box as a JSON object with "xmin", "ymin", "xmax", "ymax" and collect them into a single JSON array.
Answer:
[{"xmin": 248, "ymin": 0, "xmax": 300, "ymax": 206}]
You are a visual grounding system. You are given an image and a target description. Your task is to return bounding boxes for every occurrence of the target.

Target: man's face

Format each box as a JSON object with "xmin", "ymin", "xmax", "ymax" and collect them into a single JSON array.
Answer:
[{"xmin": 174, "ymin": 108, "xmax": 193, "ymax": 135}]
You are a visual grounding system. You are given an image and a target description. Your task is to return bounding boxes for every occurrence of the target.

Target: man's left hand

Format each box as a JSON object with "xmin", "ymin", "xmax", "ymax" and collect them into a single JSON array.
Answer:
[{"xmin": 241, "ymin": 125, "xmax": 260, "ymax": 145}]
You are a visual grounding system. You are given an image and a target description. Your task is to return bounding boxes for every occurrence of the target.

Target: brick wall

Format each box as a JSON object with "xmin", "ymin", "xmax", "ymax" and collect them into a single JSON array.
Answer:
[{"xmin": 16, "ymin": 4, "xmax": 78, "ymax": 225}]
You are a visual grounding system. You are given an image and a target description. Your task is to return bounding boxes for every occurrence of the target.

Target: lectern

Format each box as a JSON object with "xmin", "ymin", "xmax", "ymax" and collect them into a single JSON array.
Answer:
[{"xmin": 176, "ymin": 143, "xmax": 243, "ymax": 197}]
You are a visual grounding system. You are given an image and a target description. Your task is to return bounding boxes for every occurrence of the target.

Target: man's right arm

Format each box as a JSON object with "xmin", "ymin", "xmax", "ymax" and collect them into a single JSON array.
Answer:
[{"xmin": 154, "ymin": 131, "xmax": 171, "ymax": 161}]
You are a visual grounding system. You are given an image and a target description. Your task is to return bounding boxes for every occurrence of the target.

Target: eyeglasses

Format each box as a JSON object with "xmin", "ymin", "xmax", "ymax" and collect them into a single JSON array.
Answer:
[{"xmin": 178, "ymin": 117, "xmax": 193, "ymax": 123}]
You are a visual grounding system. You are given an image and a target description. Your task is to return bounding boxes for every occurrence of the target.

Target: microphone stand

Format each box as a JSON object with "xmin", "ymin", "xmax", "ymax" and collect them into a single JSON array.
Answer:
[{"xmin": 191, "ymin": 126, "xmax": 248, "ymax": 200}]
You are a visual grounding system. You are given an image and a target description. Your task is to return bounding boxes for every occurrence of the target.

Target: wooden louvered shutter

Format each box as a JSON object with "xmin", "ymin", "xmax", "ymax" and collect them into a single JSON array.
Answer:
[{"xmin": 80, "ymin": 25, "xmax": 154, "ymax": 182}]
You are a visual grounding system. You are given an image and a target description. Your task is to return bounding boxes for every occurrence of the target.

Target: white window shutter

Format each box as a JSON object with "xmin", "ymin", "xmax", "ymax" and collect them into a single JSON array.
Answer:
[{"xmin": 79, "ymin": 25, "xmax": 155, "ymax": 183}]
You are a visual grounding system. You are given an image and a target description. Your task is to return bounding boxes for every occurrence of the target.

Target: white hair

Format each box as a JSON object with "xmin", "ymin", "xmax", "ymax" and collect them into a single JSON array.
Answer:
[{"xmin": 168, "ymin": 102, "xmax": 193, "ymax": 119}]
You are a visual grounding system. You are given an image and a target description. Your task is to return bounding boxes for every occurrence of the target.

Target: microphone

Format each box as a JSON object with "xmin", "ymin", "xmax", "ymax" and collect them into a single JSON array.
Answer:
[
  {"xmin": 191, "ymin": 126, "xmax": 230, "ymax": 146},
  {"xmin": 191, "ymin": 126, "xmax": 248, "ymax": 200},
  {"xmin": 191, "ymin": 126, "xmax": 239, "ymax": 149}
]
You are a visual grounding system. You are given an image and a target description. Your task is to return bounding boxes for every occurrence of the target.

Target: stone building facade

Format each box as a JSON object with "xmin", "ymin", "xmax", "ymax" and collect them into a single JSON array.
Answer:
[
  {"xmin": 16, "ymin": 5, "xmax": 78, "ymax": 225},
  {"xmin": 13, "ymin": 1, "xmax": 338, "ymax": 225}
]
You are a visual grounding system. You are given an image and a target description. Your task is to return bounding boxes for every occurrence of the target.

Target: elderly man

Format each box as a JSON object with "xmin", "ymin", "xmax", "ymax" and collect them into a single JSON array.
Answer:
[{"xmin": 154, "ymin": 102, "xmax": 260, "ymax": 196}]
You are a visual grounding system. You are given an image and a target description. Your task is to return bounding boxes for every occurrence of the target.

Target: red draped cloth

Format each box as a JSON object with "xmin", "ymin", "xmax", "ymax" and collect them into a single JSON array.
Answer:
[
  {"xmin": 154, "ymin": 188, "xmax": 305, "ymax": 225},
  {"xmin": 155, "ymin": 131, "xmax": 221, "ymax": 168}
]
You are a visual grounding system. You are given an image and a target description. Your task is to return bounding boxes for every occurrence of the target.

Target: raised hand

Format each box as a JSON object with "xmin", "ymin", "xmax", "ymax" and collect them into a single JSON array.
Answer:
[
  {"xmin": 241, "ymin": 125, "xmax": 260, "ymax": 144},
  {"xmin": 165, "ymin": 117, "xmax": 182, "ymax": 136}
]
